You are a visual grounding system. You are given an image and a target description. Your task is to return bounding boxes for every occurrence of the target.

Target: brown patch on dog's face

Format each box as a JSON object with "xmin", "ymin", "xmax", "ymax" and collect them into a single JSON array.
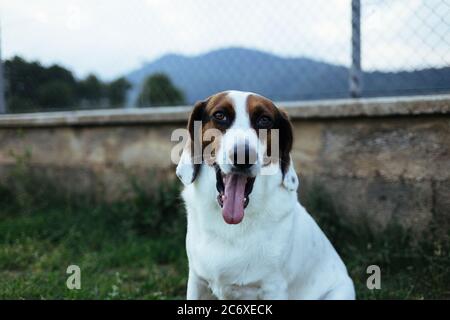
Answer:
[
  {"xmin": 246, "ymin": 94, "xmax": 293, "ymax": 174},
  {"xmin": 188, "ymin": 92, "xmax": 235, "ymax": 167},
  {"xmin": 202, "ymin": 92, "xmax": 235, "ymax": 133}
]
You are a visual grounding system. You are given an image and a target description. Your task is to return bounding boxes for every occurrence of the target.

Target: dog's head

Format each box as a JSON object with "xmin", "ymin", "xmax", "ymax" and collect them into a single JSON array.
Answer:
[{"xmin": 176, "ymin": 90, "xmax": 298, "ymax": 224}]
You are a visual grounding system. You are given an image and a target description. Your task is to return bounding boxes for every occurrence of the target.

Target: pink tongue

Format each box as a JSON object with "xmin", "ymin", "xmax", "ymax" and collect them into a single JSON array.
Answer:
[{"xmin": 222, "ymin": 174, "xmax": 247, "ymax": 224}]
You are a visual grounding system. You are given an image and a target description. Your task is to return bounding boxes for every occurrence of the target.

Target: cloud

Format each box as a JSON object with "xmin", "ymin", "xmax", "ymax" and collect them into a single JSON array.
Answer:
[
  {"xmin": 362, "ymin": 0, "xmax": 450, "ymax": 70},
  {"xmin": 1, "ymin": 0, "xmax": 448, "ymax": 79}
]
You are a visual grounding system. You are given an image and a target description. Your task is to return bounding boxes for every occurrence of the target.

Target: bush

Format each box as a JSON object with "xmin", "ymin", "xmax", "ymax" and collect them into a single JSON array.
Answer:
[
  {"xmin": 302, "ymin": 181, "xmax": 450, "ymax": 299},
  {"xmin": 0, "ymin": 158, "xmax": 187, "ymax": 299}
]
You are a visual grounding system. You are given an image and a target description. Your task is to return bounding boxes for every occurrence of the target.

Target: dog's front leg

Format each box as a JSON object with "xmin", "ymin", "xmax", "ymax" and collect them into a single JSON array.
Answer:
[
  {"xmin": 187, "ymin": 270, "xmax": 216, "ymax": 300},
  {"xmin": 261, "ymin": 277, "xmax": 289, "ymax": 300}
]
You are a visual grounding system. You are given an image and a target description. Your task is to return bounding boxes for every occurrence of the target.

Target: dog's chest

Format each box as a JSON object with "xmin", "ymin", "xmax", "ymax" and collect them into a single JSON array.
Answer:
[
  {"xmin": 187, "ymin": 229, "xmax": 279, "ymax": 299},
  {"xmin": 197, "ymin": 249, "xmax": 265, "ymax": 300}
]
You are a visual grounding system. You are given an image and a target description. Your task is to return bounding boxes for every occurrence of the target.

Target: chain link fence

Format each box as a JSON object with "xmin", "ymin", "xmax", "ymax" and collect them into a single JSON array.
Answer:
[
  {"xmin": 359, "ymin": 0, "xmax": 450, "ymax": 97},
  {"xmin": 1, "ymin": 0, "xmax": 449, "ymax": 113}
]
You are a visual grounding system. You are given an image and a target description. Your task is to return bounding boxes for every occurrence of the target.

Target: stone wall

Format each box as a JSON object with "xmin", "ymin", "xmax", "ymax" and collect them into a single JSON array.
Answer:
[{"xmin": 1, "ymin": 95, "xmax": 449, "ymax": 236}]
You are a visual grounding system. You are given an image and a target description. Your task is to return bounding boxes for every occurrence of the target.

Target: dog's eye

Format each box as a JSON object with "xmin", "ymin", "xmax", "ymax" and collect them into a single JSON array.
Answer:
[
  {"xmin": 213, "ymin": 111, "xmax": 227, "ymax": 122},
  {"xmin": 257, "ymin": 115, "xmax": 273, "ymax": 128}
]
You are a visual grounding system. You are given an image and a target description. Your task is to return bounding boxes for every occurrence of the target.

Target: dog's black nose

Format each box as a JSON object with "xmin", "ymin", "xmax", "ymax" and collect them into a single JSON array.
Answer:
[{"xmin": 231, "ymin": 143, "xmax": 257, "ymax": 170}]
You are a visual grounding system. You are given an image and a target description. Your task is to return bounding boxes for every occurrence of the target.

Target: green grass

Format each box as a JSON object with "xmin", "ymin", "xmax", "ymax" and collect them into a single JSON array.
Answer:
[
  {"xmin": 0, "ymin": 166, "xmax": 448, "ymax": 299},
  {"xmin": 0, "ymin": 172, "xmax": 188, "ymax": 299}
]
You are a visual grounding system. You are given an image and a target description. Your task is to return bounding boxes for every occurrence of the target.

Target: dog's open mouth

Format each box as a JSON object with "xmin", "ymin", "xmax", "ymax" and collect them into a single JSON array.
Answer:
[{"xmin": 215, "ymin": 165, "xmax": 256, "ymax": 225}]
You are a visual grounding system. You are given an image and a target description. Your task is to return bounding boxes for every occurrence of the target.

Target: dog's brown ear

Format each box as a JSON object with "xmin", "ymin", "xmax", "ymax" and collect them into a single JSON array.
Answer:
[
  {"xmin": 188, "ymin": 99, "xmax": 208, "ymax": 180},
  {"xmin": 176, "ymin": 99, "xmax": 207, "ymax": 185},
  {"xmin": 277, "ymin": 109, "xmax": 299, "ymax": 191},
  {"xmin": 277, "ymin": 109, "xmax": 293, "ymax": 176}
]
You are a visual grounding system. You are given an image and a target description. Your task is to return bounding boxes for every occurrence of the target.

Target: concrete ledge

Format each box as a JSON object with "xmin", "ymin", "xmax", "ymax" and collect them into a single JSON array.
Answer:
[
  {"xmin": 0, "ymin": 106, "xmax": 191, "ymax": 128},
  {"xmin": 281, "ymin": 94, "xmax": 450, "ymax": 119},
  {"xmin": 0, "ymin": 94, "xmax": 449, "ymax": 128}
]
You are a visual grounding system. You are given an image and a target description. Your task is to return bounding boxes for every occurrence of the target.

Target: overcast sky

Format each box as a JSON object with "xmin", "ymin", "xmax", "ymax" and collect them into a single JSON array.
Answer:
[{"xmin": 1, "ymin": 0, "xmax": 449, "ymax": 80}]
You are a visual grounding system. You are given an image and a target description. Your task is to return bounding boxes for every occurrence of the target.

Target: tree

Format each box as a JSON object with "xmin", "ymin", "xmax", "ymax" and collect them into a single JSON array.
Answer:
[
  {"xmin": 77, "ymin": 74, "xmax": 103, "ymax": 105},
  {"xmin": 45, "ymin": 65, "xmax": 77, "ymax": 85},
  {"xmin": 4, "ymin": 56, "xmax": 47, "ymax": 101},
  {"xmin": 136, "ymin": 73, "xmax": 185, "ymax": 107},
  {"xmin": 106, "ymin": 77, "xmax": 131, "ymax": 107},
  {"xmin": 4, "ymin": 56, "xmax": 79, "ymax": 112},
  {"xmin": 4, "ymin": 56, "xmax": 133, "ymax": 112},
  {"xmin": 37, "ymin": 81, "xmax": 75, "ymax": 108}
]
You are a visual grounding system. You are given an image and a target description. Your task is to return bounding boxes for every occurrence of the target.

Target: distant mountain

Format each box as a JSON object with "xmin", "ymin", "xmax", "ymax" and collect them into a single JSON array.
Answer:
[{"xmin": 126, "ymin": 47, "xmax": 450, "ymax": 105}]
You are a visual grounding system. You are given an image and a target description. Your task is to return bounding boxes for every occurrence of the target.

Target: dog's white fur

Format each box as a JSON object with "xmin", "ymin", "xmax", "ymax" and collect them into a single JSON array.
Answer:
[{"xmin": 177, "ymin": 91, "xmax": 355, "ymax": 300}]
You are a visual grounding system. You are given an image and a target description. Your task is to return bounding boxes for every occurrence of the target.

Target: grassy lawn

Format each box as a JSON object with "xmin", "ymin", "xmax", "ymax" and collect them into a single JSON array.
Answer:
[
  {"xmin": 0, "ymin": 176, "xmax": 188, "ymax": 299},
  {"xmin": 0, "ymin": 170, "xmax": 448, "ymax": 299}
]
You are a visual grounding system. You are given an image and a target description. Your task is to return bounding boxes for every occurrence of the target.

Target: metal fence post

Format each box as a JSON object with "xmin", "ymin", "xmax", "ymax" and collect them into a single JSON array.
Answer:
[
  {"xmin": 0, "ymin": 22, "xmax": 6, "ymax": 114},
  {"xmin": 350, "ymin": 0, "xmax": 362, "ymax": 98}
]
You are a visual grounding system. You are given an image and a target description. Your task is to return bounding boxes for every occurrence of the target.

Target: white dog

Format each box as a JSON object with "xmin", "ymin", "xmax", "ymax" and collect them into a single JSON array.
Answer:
[{"xmin": 176, "ymin": 90, "xmax": 355, "ymax": 300}]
